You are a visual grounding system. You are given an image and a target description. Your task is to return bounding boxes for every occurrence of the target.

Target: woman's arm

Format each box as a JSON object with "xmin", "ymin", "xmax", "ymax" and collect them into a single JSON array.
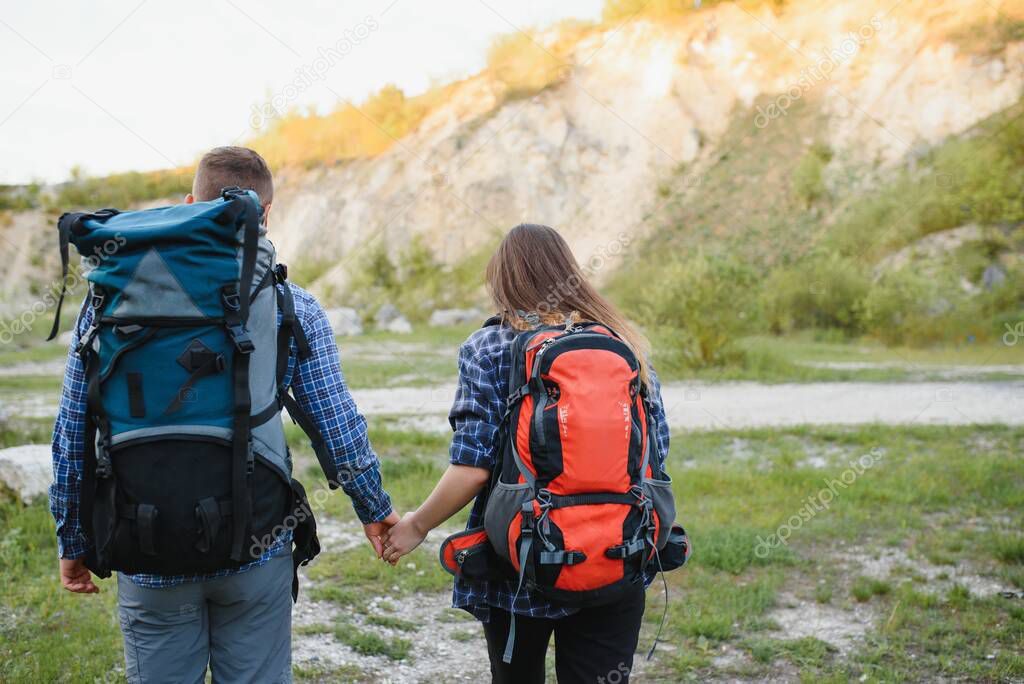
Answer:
[
  {"xmin": 381, "ymin": 464, "xmax": 490, "ymax": 564},
  {"xmin": 382, "ymin": 332, "xmax": 505, "ymax": 565}
]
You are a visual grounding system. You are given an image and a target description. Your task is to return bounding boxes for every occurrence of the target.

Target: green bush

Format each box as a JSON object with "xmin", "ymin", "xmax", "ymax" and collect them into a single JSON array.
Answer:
[
  {"xmin": 602, "ymin": 0, "xmax": 729, "ymax": 21},
  {"xmin": 342, "ymin": 235, "xmax": 493, "ymax": 322},
  {"xmin": 791, "ymin": 144, "xmax": 832, "ymax": 207},
  {"xmin": 618, "ymin": 250, "xmax": 758, "ymax": 367},
  {"xmin": 486, "ymin": 31, "xmax": 566, "ymax": 100},
  {"xmin": 0, "ymin": 183, "xmax": 40, "ymax": 210},
  {"xmin": 49, "ymin": 166, "xmax": 193, "ymax": 210},
  {"xmin": 762, "ymin": 252, "xmax": 868, "ymax": 335}
]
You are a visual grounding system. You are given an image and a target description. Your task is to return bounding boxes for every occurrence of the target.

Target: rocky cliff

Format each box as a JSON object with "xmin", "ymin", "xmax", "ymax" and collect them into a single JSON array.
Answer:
[{"xmin": 267, "ymin": 0, "xmax": 1023, "ymax": 298}]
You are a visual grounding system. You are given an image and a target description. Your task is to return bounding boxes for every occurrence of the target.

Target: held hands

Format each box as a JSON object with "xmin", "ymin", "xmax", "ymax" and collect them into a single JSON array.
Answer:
[
  {"xmin": 363, "ymin": 511, "xmax": 402, "ymax": 558},
  {"xmin": 380, "ymin": 512, "xmax": 428, "ymax": 565},
  {"xmin": 59, "ymin": 558, "xmax": 100, "ymax": 594}
]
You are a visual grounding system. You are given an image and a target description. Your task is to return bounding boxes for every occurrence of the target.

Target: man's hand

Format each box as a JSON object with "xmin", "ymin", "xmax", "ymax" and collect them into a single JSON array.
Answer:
[
  {"xmin": 380, "ymin": 512, "xmax": 428, "ymax": 565},
  {"xmin": 363, "ymin": 511, "xmax": 401, "ymax": 559},
  {"xmin": 59, "ymin": 558, "xmax": 99, "ymax": 594}
]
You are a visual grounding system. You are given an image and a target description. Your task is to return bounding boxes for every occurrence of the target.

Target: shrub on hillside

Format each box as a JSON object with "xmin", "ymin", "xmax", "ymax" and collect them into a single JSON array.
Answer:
[
  {"xmin": 0, "ymin": 184, "xmax": 40, "ymax": 211},
  {"xmin": 342, "ymin": 236, "xmax": 494, "ymax": 322},
  {"xmin": 762, "ymin": 253, "xmax": 868, "ymax": 335},
  {"xmin": 860, "ymin": 263, "xmax": 1023, "ymax": 346},
  {"xmin": 486, "ymin": 31, "xmax": 566, "ymax": 100},
  {"xmin": 602, "ymin": 0, "xmax": 728, "ymax": 22},
  {"xmin": 51, "ymin": 166, "xmax": 193, "ymax": 210},
  {"xmin": 250, "ymin": 83, "xmax": 444, "ymax": 168},
  {"xmin": 791, "ymin": 144, "xmax": 833, "ymax": 207},
  {"xmin": 619, "ymin": 251, "xmax": 757, "ymax": 367}
]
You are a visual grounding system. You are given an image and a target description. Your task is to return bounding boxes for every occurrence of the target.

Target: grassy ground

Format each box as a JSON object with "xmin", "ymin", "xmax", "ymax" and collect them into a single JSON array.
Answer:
[
  {"xmin": 681, "ymin": 337, "xmax": 1024, "ymax": 384},
  {"xmin": 337, "ymin": 327, "xmax": 1024, "ymax": 387},
  {"xmin": 2, "ymin": 319, "xmax": 1023, "ymax": 681},
  {"xmin": 332, "ymin": 325, "xmax": 472, "ymax": 390},
  {"xmin": 278, "ymin": 423, "xmax": 1024, "ymax": 681},
  {"xmin": 2, "ymin": 422, "xmax": 1022, "ymax": 681}
]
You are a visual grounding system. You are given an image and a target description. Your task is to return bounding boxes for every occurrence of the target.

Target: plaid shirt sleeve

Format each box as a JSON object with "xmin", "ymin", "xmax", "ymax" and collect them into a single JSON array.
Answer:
[
  {"xmin": 646, "ymin": 367, "xmax": 671, "ymax": 470},
  {"xmin": 50, "ymin": 303, "xmax": 92, "ymax": 560},
  {"xmin": 448, "ymin": 332, "xmax": 506, "ymax": 470},
  {"xmin": 287, "ymin": 285, "xmax": 393, "ymax": 524}
]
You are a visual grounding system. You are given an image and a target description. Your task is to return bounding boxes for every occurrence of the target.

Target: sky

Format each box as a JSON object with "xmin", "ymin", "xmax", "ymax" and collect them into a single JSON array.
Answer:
[{"xmin": 0, "ymin": 0, "xmax": 603, "ymax": 185}]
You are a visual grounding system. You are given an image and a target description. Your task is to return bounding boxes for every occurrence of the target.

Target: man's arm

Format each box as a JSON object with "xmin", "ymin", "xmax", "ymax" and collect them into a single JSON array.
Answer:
[
  {"xmin": 288, "ymin": 289, "xmax": 396, "ymax": 552},
  {"xmin": 51, "ymin": 305, "xmax": 99, "ymax": 592}
]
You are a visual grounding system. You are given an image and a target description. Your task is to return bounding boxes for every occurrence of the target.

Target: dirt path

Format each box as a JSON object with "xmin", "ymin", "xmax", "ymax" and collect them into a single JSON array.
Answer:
[
  {"xmin": 350, "ymin": 381, "xmax": 1024, "ymax": 431},
  {"xmin": 6, "ymin": 380, "xmax": 1022, "ymax": 427},
  {"xmin": 291, "ymin": 516, "xmax": 492, "ymax": 683}
]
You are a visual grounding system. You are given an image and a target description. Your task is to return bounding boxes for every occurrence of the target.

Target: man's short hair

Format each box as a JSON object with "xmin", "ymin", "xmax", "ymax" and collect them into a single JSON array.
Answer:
[{"xmin": 192, "ymin": 146, "xmax": 273, "ymax": 204}]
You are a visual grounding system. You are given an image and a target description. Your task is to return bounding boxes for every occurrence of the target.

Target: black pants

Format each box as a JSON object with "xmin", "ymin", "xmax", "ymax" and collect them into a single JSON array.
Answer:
[{"xmin": 482, "ymin": 588, "xmax": 645, "ymax": 684}]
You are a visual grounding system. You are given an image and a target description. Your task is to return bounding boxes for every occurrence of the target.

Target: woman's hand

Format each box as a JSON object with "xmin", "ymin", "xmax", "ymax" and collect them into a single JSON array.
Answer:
[
  {"xmin": 381, "ymin": 513, "xmax": 427, "ymax": 565},
  {"xmin": 378, "ymin": 464, "xmax": 490, "ymax": 566}
]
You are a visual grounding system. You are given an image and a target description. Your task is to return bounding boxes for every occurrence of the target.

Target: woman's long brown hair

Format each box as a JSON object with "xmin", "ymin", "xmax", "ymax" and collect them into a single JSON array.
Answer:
[{"xmin": 485, "ymin": 223, "xmax": 651, "ymax": 385}]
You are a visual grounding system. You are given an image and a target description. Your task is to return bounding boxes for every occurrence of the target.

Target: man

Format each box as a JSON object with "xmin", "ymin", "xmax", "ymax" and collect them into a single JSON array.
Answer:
[{"xmin": 50, "ymin": 146, "xmax": 398, "ymax": 683}]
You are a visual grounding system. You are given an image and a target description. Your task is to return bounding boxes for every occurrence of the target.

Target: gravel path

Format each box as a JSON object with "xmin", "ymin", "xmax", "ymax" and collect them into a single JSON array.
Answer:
[
  {"xmin": 349, "ymin": 381, "xmax": 1024, "ymax": 430},
  {"xmin": 292, "ymin": 516, "xmax": 491, "ymax": 683}
]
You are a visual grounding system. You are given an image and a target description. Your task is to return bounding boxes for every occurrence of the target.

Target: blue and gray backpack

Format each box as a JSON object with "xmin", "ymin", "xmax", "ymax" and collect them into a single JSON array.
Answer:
[{"xmin": 48, "ymin": 188, "xmax": 336, "ymax": 597}]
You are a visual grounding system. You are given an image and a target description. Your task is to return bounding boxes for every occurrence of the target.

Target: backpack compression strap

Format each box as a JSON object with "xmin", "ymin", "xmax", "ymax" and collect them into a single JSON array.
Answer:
[
  {"xmin": 220, "ymin": 187, "xmax": 261, "ymax": 326},
  {"xmin": 222, "ymin": 282, "xmax": 255, "ymax": 563}
]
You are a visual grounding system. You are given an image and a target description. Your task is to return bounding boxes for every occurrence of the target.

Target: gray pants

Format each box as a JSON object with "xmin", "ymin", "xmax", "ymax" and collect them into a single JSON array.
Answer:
[{"xmin": 116, "ymin": 555, "xmax": 292, "ymax": 684}]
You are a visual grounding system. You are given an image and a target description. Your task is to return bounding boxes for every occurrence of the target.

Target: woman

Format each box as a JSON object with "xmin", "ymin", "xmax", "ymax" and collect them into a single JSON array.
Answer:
[{"xmin": 381, "ymin": 224, "xmax": 671, "ymax": 683}]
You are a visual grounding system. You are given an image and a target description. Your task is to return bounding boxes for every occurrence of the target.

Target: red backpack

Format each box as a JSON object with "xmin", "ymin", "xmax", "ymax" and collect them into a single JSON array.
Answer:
[{"xmin": 441, "ymin": 319, "xmax": 689, "ymax": 660}]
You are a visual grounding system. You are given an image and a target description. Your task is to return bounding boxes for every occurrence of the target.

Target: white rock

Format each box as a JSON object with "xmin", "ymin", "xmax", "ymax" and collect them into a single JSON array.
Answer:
[
  {"xmin": 383, "ymin": 316, "xmax": 413, "ymax": 335},
  {"xmin": 0, "ymin": 444, "xmax": 51, "ymax": 503},
  {"xmin": 323, "ymin": 307, "xmax": 363, "ymax": 336},
  {"xmin": 374, "ymin": 303, "xmax": 402, "ymax": 326},
  {"xmin": 428, "ymin": 308, "xmax": 484, "ymax": 327}
]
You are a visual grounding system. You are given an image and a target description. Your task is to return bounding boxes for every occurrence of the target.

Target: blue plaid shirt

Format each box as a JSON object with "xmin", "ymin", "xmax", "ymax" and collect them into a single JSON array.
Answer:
[
  {"xmin": 50, "ymin": 282, "xmax": 393, "ymax": 587},
  {"xmin": 449, "ymin": 323, "xmax": 671, "ymax": 621}
]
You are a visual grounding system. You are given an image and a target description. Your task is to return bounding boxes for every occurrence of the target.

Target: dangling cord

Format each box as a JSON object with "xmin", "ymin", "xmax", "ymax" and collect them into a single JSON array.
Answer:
[{"xmin": 647, "ymin": 546, "xmax": 669, "ymax": 661}]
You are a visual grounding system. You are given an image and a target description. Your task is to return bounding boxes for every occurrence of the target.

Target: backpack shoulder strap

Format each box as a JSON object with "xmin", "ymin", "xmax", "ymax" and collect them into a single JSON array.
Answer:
[
  {"xmin": 481, "ymin": 314, "xmax": 502, "ymax": 328},
  {"xmin": 274, "ymin": 267, "xmax": 340, "ymax": 490}
]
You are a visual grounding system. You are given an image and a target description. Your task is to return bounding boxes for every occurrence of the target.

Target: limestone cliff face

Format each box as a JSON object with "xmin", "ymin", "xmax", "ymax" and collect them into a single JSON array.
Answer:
[
  {"xmin": 264, "ymin": 0, "xmax": 1022, "ymax": 299},
  {"xmin": 2, "ymin": 0, "xmax": 1020, "ymax": 309}
]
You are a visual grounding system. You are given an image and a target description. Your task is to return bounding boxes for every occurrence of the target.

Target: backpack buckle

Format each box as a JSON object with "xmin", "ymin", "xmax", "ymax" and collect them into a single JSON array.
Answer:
[
  {"xmin": 226, "ymin": 324, "xmax": 254, "ymax": 353},
  {"xmin": 75, "ymin": 324, "xmax": 99, "ymax": 356},
  {"xmin": 95, "ymin": 436, "xmax": 112, "ymax": 479},
  {"xmin": 222, "ymin": 291, "xmax": 241, "ymax": 312}
]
